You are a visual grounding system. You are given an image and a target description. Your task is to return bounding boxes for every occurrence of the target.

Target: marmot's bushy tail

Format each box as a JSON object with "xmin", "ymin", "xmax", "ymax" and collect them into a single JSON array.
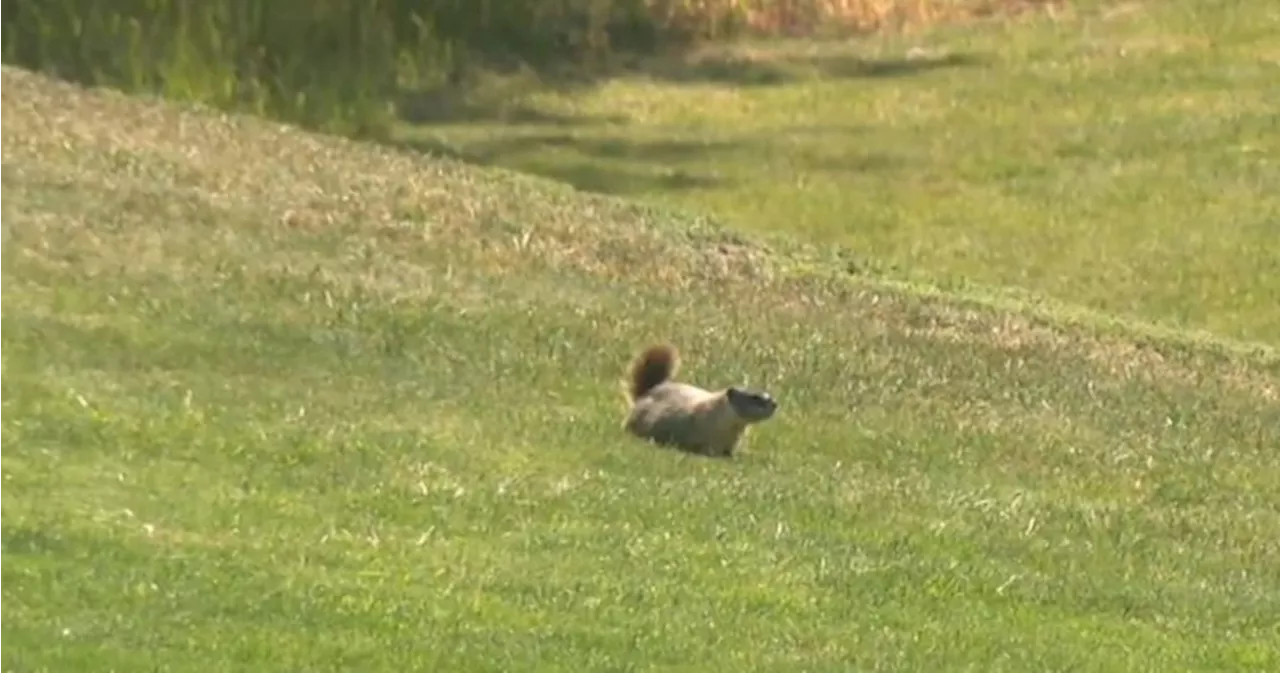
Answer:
[{"xmin": 627, "ymin": 344, "xmax": 679, "ymax": 402}]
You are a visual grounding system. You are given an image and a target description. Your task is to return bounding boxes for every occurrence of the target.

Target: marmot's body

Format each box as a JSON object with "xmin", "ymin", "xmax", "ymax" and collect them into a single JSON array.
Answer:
[{"xmin": 622, "ymin": 344, "xmax": 778, "ymax": 458}]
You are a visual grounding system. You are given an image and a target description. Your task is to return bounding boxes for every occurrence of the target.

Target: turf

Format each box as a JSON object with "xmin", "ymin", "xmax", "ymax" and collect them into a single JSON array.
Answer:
[
  {"xmin": 398, "ymin": 0, "xmax": 1280, "ymax": 345},
  {"xmin": 3, "ymin": 16, "xmax": 1280, "ymax": 673}
]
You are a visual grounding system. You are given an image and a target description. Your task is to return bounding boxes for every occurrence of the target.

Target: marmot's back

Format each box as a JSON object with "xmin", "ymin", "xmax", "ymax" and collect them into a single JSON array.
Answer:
[{"xmin": 625, "ymin": 381, "xmax": 717, "ymax": 446}]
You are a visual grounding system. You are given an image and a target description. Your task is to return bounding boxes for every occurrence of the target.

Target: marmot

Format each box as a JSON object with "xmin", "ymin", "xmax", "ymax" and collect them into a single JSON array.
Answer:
[{"xmin": 621, "ymin": 344, "xmax": 778, "ymax": 458}]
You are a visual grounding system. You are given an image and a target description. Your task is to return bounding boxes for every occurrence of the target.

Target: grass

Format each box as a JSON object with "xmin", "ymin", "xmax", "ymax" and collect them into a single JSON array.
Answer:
[
  {"xmin": 398, "ymin": 0, "xmax": 1280, "ymax": 346},
  {"xmin": 3, "ymin": 7, "xmax": 1280, "ymax": 671}
]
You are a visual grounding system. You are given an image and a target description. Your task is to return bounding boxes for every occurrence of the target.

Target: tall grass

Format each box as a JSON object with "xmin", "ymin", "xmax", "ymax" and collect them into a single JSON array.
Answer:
[{"xmin": 2, "ymin": 0, "xmax": 430, "ymax": 137}]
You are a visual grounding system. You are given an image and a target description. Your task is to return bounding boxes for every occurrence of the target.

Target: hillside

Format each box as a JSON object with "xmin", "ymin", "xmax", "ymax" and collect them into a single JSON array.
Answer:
[{"xmin": 3, "ymin": 64, "xmax": 1279, "ymax": 672}]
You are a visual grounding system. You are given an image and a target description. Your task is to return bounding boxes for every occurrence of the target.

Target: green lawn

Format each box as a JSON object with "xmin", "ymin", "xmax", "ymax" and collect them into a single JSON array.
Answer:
[
  {"xmin": 3, "ymin": 5, "xmax": 1280, "ymax": 670},
  {"xmin": 399, "ymin": 0, "xmax": 1280, "ymax": 345}
]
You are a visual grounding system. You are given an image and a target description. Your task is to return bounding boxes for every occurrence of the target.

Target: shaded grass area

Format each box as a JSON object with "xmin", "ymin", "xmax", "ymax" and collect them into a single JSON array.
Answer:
[
  {"xmin": 0, "ymin": 0, "xmax": 1064, "ymax": 142},
  {"xmin": 3, "ymin": 66, "xmax": 1280, "ymax": 672},
  {"xmin": 396, "ymin": 0, "xmax": 1280, "ymax": 345}
]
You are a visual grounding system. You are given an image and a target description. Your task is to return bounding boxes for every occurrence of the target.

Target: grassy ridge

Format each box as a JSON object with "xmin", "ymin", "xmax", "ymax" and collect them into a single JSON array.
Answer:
[{"xmin": 4, "ymin": 65, "xmax": 1280, "ymax": 671}]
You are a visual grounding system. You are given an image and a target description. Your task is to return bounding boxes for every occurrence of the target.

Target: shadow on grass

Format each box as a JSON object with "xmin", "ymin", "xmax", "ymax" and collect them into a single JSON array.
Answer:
[
  {"xmin": 386, "ymin": 45, "xmax": 957, "ymax": 195},
  {"xmin": 533, "ymin": 162, "xmax": 723, "ymax": 195},
  {"xmin": 397, "ymin": 89, "xmax": 629, "ymax": 126},
  {"xmin": 635, "ymin": 50, "xmax": 986, "ymax": 87},
  {"xmin": 2, "ymin": 525, "xmax": 69, "ymax": 556},
  {"xmin": 396, "ymin": 47, "xmax": 985, "ymax": 125},
  {"xmin": 394, "ymin": 134, "xmax": 729, "ymax": 196}
]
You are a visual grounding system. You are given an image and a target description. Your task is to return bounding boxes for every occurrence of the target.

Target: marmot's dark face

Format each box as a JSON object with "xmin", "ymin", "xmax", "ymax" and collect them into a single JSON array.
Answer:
[{"xmin": 726, "ymin": 387, "xmax": 778, "ymax": 422}]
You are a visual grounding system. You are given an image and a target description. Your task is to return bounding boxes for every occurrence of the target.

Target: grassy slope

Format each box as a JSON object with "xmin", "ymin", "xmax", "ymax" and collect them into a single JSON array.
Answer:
[
  {"xmin": 3, "ymin": 55, "xmax": 1280, "ymax": 673},
  {"xmin": 403, "ymin": 0, "xmax": 1280, "ymax": 345}
]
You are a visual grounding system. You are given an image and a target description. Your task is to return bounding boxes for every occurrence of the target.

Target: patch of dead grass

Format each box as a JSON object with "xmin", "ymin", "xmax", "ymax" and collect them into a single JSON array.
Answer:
[{"xmin": 648, "ymin": 0, "xmax": 1067, "ymax": 39}]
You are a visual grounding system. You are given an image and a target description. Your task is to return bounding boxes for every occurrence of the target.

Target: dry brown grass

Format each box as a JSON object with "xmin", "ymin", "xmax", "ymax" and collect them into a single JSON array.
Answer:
[{"xmin": 646, "ymin": 0, "xmax": 1066, "ymax": 38}]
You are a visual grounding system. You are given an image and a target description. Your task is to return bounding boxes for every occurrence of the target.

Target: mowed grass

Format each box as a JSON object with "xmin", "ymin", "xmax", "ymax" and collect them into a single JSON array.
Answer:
[
  {"xmin": 3, "ymin": 62, "xmax": 1280, "ymax": 672},
  {"xmin": 399, "ymin": 0, "xmax": 1280, "ymax": 345}
]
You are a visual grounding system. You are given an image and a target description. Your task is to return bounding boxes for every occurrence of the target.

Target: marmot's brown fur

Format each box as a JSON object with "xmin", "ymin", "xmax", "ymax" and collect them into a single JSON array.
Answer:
[{"xmin": 621, "ymin": 344, "xmax": 778, "ymax": 458}]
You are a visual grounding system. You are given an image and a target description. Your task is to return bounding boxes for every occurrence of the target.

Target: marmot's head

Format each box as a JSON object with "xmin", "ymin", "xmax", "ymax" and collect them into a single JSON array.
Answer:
[{"xmin": 726, "ymin": 387, "xmax": 778, "ymax": 423}]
